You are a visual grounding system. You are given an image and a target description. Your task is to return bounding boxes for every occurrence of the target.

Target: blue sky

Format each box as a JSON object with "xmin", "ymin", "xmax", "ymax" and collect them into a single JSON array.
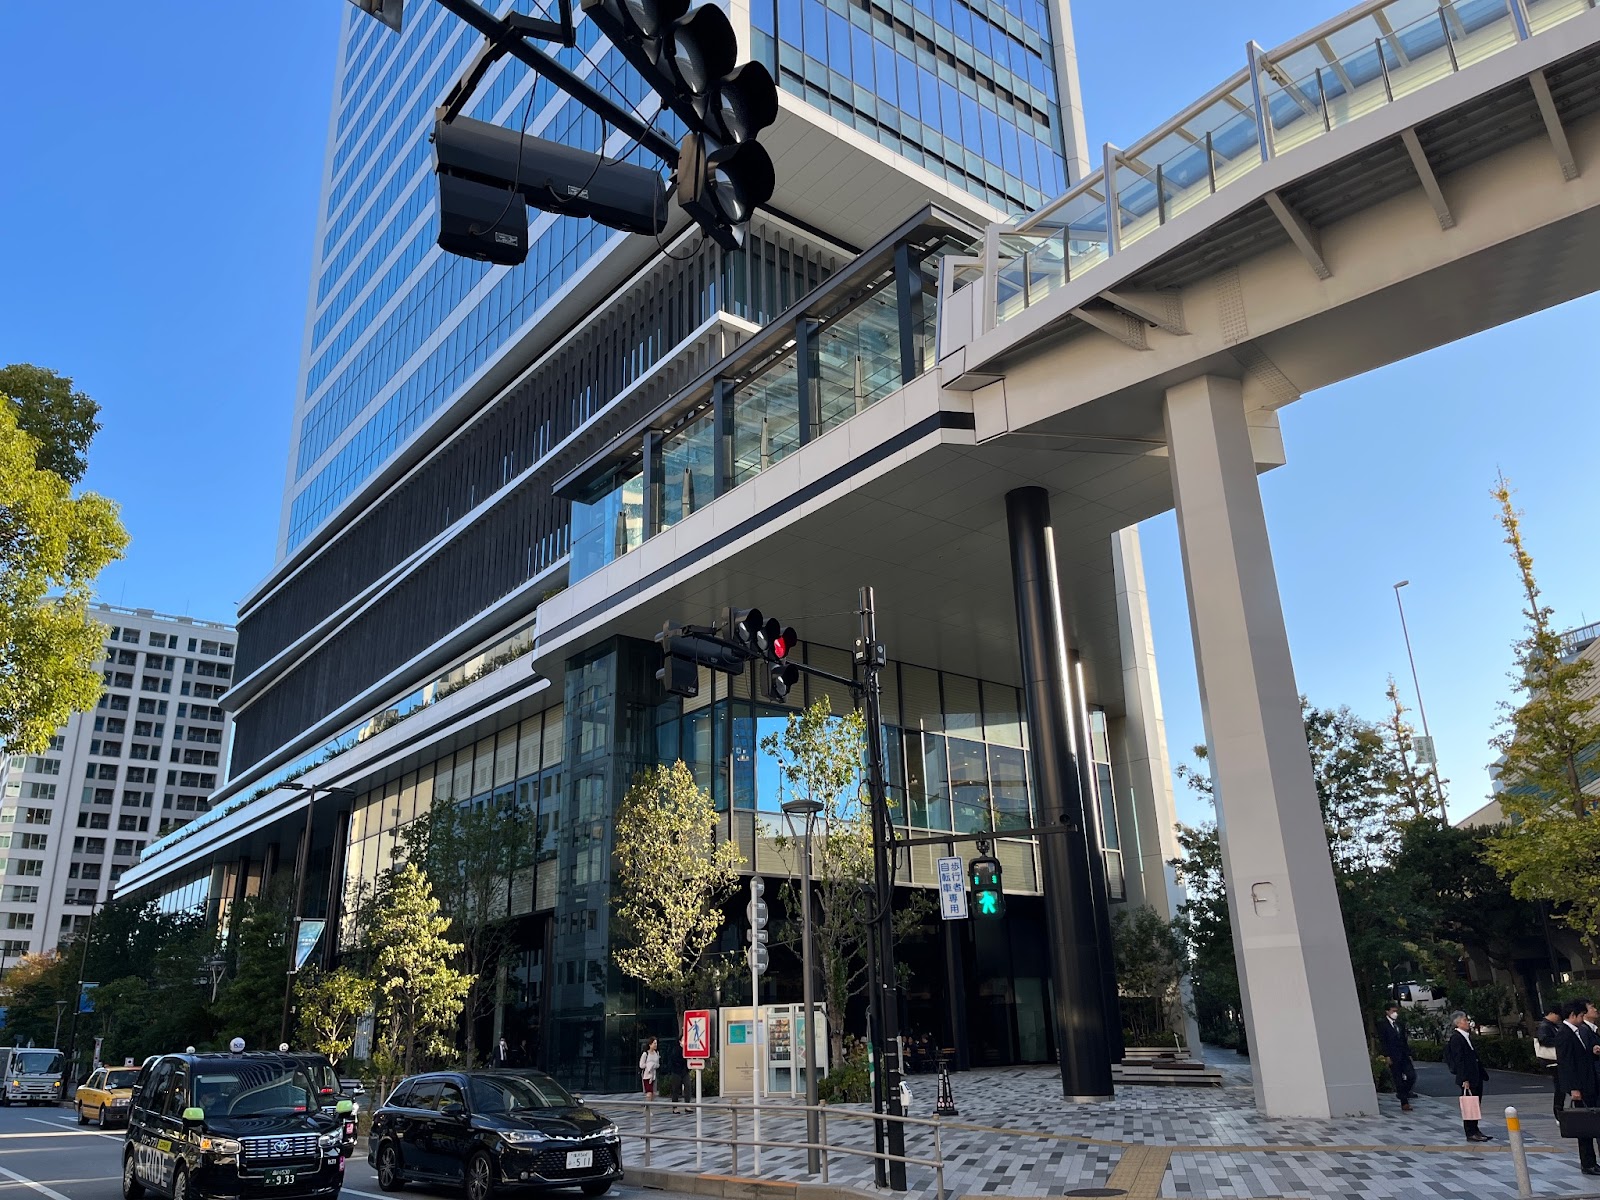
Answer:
[{"xmin": 2, "ymin": 2, "xmax": 1595, "ymax": 827}]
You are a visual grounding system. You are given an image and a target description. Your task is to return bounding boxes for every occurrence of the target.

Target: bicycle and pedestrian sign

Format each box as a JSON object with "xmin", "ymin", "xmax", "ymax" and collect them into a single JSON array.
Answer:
[{"xmin": 937, "ymin": 856, "xmax": 968, "ymax": 920}]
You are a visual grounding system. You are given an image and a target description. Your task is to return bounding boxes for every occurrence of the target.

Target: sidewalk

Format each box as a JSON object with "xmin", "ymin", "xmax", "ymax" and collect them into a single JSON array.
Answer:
[{"xmin": 588, "ymin": 1047, "xmax": 1600, "ymax": 1200}]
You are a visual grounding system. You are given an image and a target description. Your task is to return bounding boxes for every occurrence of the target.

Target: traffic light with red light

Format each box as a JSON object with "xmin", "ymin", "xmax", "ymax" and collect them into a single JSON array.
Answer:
[{"xmin": 971, "ymin": 855, "xmax": 1005, "ymax": 919}]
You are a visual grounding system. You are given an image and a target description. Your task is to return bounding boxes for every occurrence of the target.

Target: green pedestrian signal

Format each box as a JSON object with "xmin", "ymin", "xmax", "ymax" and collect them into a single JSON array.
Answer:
[{"xmin": 970, "ymin": 855, "xmax": 1005, "ymax": 919}]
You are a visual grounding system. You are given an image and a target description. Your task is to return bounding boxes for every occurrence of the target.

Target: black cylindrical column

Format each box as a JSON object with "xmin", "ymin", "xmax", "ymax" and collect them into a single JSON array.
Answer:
[{"xmin": 1005, "ymin": 486, "xmax": 1114, "ymax": 1100}]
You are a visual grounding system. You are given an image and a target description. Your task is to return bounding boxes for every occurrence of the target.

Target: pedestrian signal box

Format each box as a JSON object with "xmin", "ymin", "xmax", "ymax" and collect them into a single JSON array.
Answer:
[{"xmin": 971, "ymin": 855, "xmax": 1005, "ymax": 919}]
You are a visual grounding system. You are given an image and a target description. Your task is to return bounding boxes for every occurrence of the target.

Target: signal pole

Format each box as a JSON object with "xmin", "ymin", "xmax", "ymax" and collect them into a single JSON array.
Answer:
[{"xmin": 857, "ymin": 586, "xmax": 908, "ymax": 1191}]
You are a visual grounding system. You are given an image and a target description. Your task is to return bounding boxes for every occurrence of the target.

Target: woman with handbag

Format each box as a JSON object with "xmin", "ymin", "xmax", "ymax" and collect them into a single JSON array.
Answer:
[{"xmin": 1443, "ymin": 1011, "xmax": 1493, "ymax": 1143}]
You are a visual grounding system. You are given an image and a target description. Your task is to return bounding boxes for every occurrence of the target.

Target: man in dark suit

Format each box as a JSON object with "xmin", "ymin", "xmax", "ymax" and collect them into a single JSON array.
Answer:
[
  {"xmin": 1378, "ymin": 1002, "xmax": 1417, "ymax": 1113},
  {"xmin": 1556, "ymin": 998, "xmax": 1600, "ymax": 1176},
  {"xmin": 1444, "ymin": 1010, "xmax": 1492, "ymax": 1143}
]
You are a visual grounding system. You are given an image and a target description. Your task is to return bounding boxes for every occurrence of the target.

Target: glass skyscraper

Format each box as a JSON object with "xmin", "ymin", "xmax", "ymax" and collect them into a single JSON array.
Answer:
[
  {"xmin": 282, "ymin": 0, "xmax": 1080, "ymax": 555},
  {"xmin": 119, "ymin": 0, "xmax": 1149, "ymax": 1093}
]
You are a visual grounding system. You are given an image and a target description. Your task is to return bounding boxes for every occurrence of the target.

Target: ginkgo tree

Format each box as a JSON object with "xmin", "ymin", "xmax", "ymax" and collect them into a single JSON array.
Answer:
[{"xmin": 611, "ymin": 760, "xmax": 744, "ymax": 1053}]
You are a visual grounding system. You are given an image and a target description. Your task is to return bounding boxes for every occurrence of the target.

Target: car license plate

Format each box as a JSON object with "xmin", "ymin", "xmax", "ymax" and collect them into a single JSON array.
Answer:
[
  {"xmin": 264, "ymin": 1170, "xmax": 298, "ymax": 1187},
  {"xmin": 566, "ymin": 1151, "xmax": 593, "ymax": 1170}
]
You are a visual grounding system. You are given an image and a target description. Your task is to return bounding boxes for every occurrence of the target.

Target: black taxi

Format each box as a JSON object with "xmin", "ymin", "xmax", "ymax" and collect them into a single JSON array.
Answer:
[{"xmin": 122, "ymin": 1052, "xmax": 352, "ymax": 1200}]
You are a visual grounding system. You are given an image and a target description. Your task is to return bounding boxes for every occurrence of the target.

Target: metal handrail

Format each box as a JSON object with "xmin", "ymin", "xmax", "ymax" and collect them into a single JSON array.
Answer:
[{"xmin": 597, "ymin": 1096, "xmax": 947, "ymax": 1200}]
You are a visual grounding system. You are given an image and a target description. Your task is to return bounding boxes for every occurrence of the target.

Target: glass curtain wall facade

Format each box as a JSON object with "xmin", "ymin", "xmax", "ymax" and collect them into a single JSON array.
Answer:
[
  {"xmin": 290, "ymin": 4, "xmax": 686, "ymax": 551},
  {"xmin": 752, "ymin": 0, "xmax": 1069, "ymax": 212},
  {"xmin": 320, "ymin": 635, "xmax": 1125, "ymax": 1089}
]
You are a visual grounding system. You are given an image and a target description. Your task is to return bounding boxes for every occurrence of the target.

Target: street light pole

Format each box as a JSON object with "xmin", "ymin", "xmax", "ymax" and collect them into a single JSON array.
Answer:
[
  {"xmin": 63, "ymin": 900, "xmax": 99, "ymax": 1086},
  {"xmin": 783, "ymin": 797, "xmax": 823, "ymax": 1175},
  {"xmin": 1392, "ymin": 581, "xmax": 1448, "ymax": 823},
  {"xmin": 52, "ymin": 1000, "xmax": 68, "ymax": 1047}
]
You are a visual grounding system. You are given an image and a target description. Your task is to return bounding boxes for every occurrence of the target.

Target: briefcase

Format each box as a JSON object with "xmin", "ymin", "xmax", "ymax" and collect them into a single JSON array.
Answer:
[{"xmin": 1558, "ymin": 1106, "xmax": 1600, "ymax": 1139}]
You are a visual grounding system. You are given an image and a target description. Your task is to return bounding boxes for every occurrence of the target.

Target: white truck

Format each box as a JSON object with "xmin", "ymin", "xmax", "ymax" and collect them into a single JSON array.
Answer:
[{"xmin": 0, "ymin": 1047, "xmax": 64, "ymax": 1106}]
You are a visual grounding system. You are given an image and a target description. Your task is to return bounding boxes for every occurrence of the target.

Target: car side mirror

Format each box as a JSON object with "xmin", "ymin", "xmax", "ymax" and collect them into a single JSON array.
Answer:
[
  {"xmin": 182, "ymin": 1107, "xmax": 205, "ymax": 1125},
  {"xmin": 336, "ymin": 1100, "xmax": 354, "ymax": 1115},
  {"xmin": 440, "ymin": 1101, "xmax": 466, "ymax": 1119},
  {"xmin": 571, "ymin": 1095, "xmax": 584, "ymax": 1107}
]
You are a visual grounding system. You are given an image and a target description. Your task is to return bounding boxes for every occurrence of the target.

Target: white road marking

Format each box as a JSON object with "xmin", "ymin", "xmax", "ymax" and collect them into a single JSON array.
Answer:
[
  {"xmin": 341, "ymin": 1188, "xmax": 390, "ymax": 1200},
  {"xmin": 0, "ymin": 1164, "xmax": 73, "ymax": 1200},
  {"xmin": 18, "ymin": 1119, "xmax": 119, "ymax": 1140}
]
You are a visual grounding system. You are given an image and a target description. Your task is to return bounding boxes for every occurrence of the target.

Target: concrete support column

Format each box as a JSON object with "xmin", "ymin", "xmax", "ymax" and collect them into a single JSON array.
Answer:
[
  {"xmin": 1163, "ymin": 375, "xmax": 1376, "ymax": 1118},
  {"xmin": 1110, "ymin": 526, "xmax": 1204, "ymax": 1057}
]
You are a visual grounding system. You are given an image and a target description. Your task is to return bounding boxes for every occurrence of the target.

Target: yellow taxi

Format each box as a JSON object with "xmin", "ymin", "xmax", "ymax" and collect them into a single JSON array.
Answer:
[{"xmin": 74, "ymin": 1065, "xmax": 141, "ymax": 1127}]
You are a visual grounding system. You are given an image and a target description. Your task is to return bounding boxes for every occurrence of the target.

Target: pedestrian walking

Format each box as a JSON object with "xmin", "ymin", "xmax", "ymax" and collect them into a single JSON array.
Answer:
[
  {"xmin": 495, "ymin": 1036, "xmax": 512, "ymax": 1068},
  {"xmin": 639, "ymin": 1037, "xmax": 660, "ymax": 1100},
  {"xmin": 1538, "ymin": 1005, "xmax": 1564, "ymax": 1116},
  {"xmin": 1443, "ymin": 1011, "xmax": 1493, "ymax": 1143},
  {"xmin": 1378, "ymin": 1002, "xmax": 1417, "ymax": 1113},
  {"xmin": 1556, "ymin": 999, "xmax": 1600, "ymax": 1176}
]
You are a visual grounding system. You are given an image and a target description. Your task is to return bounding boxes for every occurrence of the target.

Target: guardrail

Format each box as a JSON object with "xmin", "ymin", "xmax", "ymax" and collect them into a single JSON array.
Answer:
[
  {"xmin": 942, "ymin": 0, "xmax": 1597, "ymax": 344},
  {"xmin": 597, "ymin": 1096, "xmax": 946, "ymax": 1200}
]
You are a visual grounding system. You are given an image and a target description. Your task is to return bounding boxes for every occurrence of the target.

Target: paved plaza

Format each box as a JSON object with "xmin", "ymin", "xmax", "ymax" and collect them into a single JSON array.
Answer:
[{"xmin": 592, "ymin": 1049, "xmax": 1600, "ymax": 1200}]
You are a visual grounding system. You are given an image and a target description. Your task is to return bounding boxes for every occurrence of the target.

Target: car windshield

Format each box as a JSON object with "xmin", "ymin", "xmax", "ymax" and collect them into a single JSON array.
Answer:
[
  {"xmin": 106, "ymin": 1069, "xmax": 140, "ymax": 1089},
  {"xmin": 192, "ymin": 1059, "xmax": 318, "ymax": 1118},
  {"xmin": 13, "ymin": 1051, "xmax": 62, "ymax": 1075},
  {"xmin": 468, "ymin": 1073, "xmax": 576, "ymax": 1114}
]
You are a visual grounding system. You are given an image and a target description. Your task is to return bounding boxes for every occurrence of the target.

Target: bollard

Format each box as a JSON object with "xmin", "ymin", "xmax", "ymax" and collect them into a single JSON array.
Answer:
[
  {"xmin": 730, "ymin": 1104, "xmax": 740, "ymax": 1175},
  {"xmin": 1505, "ymin": 1106, "xmax": 1533, "ymax": 1198},
  {"xmin": 935, "ymin": 1114, "xmax": 946, "ymax": 1200},
  {"xmin": 644, "ymin": 1101, "xmax": 653, "ymax": 1168},
  {"xmin": 819, "ymin": 1102, "xmax": 830, "ymax": 1184}
]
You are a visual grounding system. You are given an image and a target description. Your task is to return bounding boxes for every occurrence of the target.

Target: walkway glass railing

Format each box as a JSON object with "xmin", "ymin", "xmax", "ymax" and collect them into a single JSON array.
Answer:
[
  {"xmin": 981, "ymin": 0, "xmax": 1595, "ymax": 328},
  {"xmin": 138, "ymin": 615, "xmax": 542, "ymax": 864},
  {"xmin": 567, "ymin": 215, "xmax": 963, "ymax": 584}
]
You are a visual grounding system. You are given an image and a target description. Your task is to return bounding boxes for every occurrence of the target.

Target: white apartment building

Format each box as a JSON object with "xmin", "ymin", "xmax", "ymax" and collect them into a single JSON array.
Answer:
[{"xmin": 0, "ymin": 604, "xmax": 235, "ymax": 957}]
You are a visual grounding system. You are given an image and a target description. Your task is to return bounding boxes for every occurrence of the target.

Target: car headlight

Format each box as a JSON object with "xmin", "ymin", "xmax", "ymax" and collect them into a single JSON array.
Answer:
[
  {"xmin": 113, "ymin": 1098, "xmax": 131, "ymax": 1106},
  {"xmin": 501, "ymin": 1130, "xmax": 550, "ymax": 1145},
  {"xmin": 319, "ymin": 1130, "xmax": 343, "ymax": 1150},
  {"xmin": 199, "ymin": 1136, "xmax": 243, "ymax": 1156},
  {"xmin": 598, "ymin": 1124, "xmax": 618, "ymax": 1138}
]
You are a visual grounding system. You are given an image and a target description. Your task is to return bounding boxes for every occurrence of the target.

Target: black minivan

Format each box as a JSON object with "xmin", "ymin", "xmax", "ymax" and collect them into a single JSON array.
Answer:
[
  {"xmin": 123, "ymin": 1052, "xmax": 351, "ymax": 1200},
  {"xmin": 369, "ymin": 1071, "xmax": 621, "ymax": 1200}
]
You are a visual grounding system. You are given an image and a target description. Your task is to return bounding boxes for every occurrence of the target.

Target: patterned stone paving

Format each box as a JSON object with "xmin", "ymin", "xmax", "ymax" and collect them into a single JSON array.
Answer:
[{"xmin": 588, "ymin": 1049, "xmax": 1599, "ymax": 1200}]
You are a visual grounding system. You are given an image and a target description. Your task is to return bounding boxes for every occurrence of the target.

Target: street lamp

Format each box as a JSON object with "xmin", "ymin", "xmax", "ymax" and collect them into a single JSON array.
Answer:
[
  {"xmin": 1392, "ymin": 581, "xmax": 1449, "ymax": 823},
  {"xmin": 52, "ymin": 1000, "xmax": 68, "ymax": 1047},
  {"xmin": 781, "ymin": 797, "xmax": 823, "ymax": 1175}
]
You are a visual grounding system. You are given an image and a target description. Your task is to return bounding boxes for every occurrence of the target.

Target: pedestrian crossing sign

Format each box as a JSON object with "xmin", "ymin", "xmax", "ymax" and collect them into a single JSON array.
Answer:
[{"xmin": 683, "ymin": 1009, "xmax": 712, "ymax": 1059}]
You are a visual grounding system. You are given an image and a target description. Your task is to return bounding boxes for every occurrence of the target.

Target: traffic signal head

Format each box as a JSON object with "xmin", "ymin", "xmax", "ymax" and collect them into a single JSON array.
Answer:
[
  {"xmin": 584, "ymin": 0, "xmax": 779, "ymax": 244},
  {"xmin": 436, "ymin": 173, "xmax": 530, "ymax": 266},
  {"xmin": 971, "ymin": 856, "xmax": 1005, "ymax": 918},
  {"xmin": 726, "ymin": 608, "xmax": 763, "ymax": 653},
  {"xmin": 769, "ymin": 661, "xmax": 801, "ymax": 702},
  {"xmin": 347, "ymin": 0, "xmax": 403, "ymax": 31},
  {"xmin": 760, "ymin": 618, "xmax": 797, "ymax": 663}
]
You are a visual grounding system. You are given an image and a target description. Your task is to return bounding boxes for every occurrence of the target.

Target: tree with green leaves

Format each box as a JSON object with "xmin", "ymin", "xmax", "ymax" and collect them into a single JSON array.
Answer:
[
  {"xmin": 1111, "ymin": 906, "xmax": 1189, "ymax": 1045},
  {"xmin": 295, "ymin": 967, "xmax": 375, "ymax": 1064},
  {"xmin": 1484, "ymin": 476, "xmax": 1600, "ymax": 955},
  {"xmin": 368, "ymin": 862, "xmax": 472, "ymax": 1078},
  {"xmin": 761, "ymin": 699, "xmax": 930, "ymax": 1062},
  {"xmin": 397, "ymin": 793, "xmax": 535, "ymax": 1057},
  {"xmin": 0, "ymin": 402, "xmax": 127, "ymax": 754},
  {"xmin": 1, "ymin": 364, "xmax": 101, "ymax": 484},
  {"xmin": 213, "ymin": 886, "xmax": 293, "ymax": 1050},
  {"xmin": 611, "ymin": 760, "xmax": 744, "ymax": 1045}
]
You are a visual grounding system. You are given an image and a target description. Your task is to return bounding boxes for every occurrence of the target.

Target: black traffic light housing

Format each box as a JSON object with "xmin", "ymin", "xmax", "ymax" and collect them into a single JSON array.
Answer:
[
  {"xmin": 582, "ymin": 0, "xmax": 780, "ymax": 248},
  {"xmin": 971, "ymin": 854, "xmax": 1005, "ymax": 918},
  {"xmin": 432, "ymin": 115, "xmax": 670, "ymax": 265}
]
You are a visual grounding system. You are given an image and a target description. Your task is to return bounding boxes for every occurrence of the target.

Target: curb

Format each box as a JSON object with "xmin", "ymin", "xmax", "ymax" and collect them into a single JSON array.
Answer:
[{"xmin": 626, "ymin": 1166, "xmax": 878, "ymax": 1200}]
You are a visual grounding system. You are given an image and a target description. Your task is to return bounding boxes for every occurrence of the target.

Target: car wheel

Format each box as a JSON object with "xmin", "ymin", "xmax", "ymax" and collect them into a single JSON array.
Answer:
[
  {"xmin": 376, "ymin": 1143, "xmax": 406, "ymax": 1193},
  {"xmin": 580, "ymin": 1183, "xmax": 612, "ymax": 1197},
  {"xmin": 122, "ymin": 1151, "xmax": 145, "ymax": 1200},
  {"xmin": 76, "ymin": 1103, "xmax": 87, "ymax": 1125},
  {"xmin": 172, "ymin": 1167, "xmax": 190, "ymax": 1200},
  {"xmin": 98, "ymin": 1104, "xmax": 110, "ymax": 1129},
  {"xmin": 466, "ymin": 1152, "xmax": 496, "ymax": 1200}
]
